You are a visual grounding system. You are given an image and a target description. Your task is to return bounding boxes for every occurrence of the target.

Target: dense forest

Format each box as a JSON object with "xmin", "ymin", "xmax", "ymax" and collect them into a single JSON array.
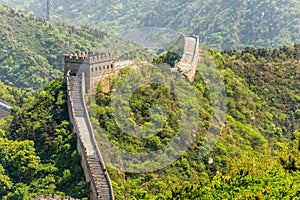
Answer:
[
  {"xmin": 89, "ymin": 44, "xmax": 300, "ymax": 199},
  {"xmin": 1, "ymin": 0, "xmax": 300, "ymax": 49},
  {"xmin": 0, "ymin": 4, "xmax": 135, "ymax": 92},
  {"xmin": 0, "ymin": 2, "xmax": 299, "ymax": 199},
  {"xmin": 0, "ymin": 79, "xmax": 90, "ymax": 199}
]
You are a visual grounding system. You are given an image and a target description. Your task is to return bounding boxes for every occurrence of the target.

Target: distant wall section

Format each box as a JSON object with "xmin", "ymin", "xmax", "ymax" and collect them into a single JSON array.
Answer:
[{"xmin": 175, "ymin": 35, "xmax": 200, "ymax": 82}]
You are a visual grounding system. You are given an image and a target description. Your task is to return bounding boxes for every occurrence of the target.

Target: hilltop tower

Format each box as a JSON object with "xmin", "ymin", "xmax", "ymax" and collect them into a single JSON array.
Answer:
[
  {"xmin": 47, "ymin": 0, "xmax": 55, "ymax": 23},
  {"xmin": 64, "ymin": 52, "xmax": 115, "ymax": 93}
]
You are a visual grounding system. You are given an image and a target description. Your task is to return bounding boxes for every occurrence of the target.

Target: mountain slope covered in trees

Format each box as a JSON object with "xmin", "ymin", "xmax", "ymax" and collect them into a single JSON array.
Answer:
[
  {"xmin": 2, "ymin": 0, "xmax": 300, "ymax": 49},
  {"xmin": 90, "ymin": 44, "xmax": 300, "ymax": 199},
  {"xmin": 0, "ymin": 35, "xmax": 299, "ymax": 200},
  {"xmin": 0, "ymin": 79, "xmax": 90, "ymax": 199},
  {"xmin": 0, "ymin": 4, "xmax": 134, "ymax": 92}
]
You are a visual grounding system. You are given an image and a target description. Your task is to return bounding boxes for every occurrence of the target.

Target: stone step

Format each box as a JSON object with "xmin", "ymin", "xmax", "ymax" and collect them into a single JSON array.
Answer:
[{"xmin": 68, "ymin": 80, "xmax": 113, "ymax": 200}]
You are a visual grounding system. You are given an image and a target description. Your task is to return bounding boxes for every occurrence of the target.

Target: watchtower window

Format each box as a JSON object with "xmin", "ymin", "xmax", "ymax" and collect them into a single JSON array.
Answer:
[
  {"xmin": 95, "ymin": 67, "xmax": 98, "ymax": 71},
  {"xmin": 70, "ymin": 70, "xmax": 76, "ymax": 76},
  {"xmin": 107, "ymin": 65, "xmax": 109, "ymax": 69},
  {"xmin": 111, "ymin": 64, "xmax": 113, "ymax": 69},
  {"xmin": 91, "ymin": 68, "xmax": 94, "ymax": 72}
]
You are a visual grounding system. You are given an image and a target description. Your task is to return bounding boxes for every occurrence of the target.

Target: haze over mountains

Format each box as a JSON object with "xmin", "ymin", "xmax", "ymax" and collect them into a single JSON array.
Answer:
[{"xmin": 2, "ymin": 0, "xmax": 300, "ymax": 49}]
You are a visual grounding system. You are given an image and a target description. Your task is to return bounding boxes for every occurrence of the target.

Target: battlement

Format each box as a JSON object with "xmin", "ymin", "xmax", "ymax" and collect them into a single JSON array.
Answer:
[
  {"xmin": 64, "ymin": 51, "xmax": 115, "ymax": 94},
  {"xmin": 64, "ymin": 52, "xmax": 114, "ymax": 64},
  {"xmin": 87, "ymin": 52, "xmax": 114, "ymax": 64}
]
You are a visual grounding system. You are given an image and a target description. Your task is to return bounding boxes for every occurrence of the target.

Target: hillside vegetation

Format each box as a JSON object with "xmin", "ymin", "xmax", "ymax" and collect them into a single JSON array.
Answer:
[
  {"xmin": 0, "ymin": 81, "xmax": 32, "ymax": 118},
  {"xmin": 2, "ymin": 0, "xmax": 300, "ymax": 49},
  {"xmin": 90, "ymin": 44, "xmax": 300, "ymax": 199},
  {"xmin": 0, "ymin": 42, "xmax": 299, "ymax": 199},
  {"xmin": 0, "ymin": 4, "xmax": 135, "ymax": 92},
  {"xmin": 0, "ymin": 79, "xmax": 89, "ymax": 199},
  {"xmin": 0, "ymin": 81, "xmax": 32, "ymax": 106}
]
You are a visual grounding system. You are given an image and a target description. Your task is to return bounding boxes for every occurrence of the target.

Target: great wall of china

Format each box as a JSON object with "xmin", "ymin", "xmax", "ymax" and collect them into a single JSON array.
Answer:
[
  {"xmin": 35, "ymin": 35, "xmax": 199, "ymax": 200},
  {"xmin": 174, "ymin": 35, "xmax": 200, "ymax": 82},
  {"xmin": 65, "ymin": 71, "xmax": 114, "ymax": 200},
  {"xmin": 0, "ymin": 99, "xmax": 11, "ymax": 118}
]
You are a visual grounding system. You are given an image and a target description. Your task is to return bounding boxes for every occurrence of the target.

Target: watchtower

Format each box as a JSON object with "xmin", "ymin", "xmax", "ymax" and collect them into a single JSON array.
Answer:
[
  {"xmin": 64, "ymin": 52, "xmax": 115, "ymax": 93},
  {"xmin": 47, "ymin": 0, "xmax": 55, "ymax": 23}
]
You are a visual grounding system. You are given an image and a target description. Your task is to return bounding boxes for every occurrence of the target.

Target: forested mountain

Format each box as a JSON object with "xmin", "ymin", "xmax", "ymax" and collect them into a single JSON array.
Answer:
[
  {"xmin": 0, "ymin": 45, "xmax": 299, "ymax": 198},
  {"xmin": 0, "ymin": 3, "xmax": 299, "ymax": 200},
  {"xmin": 0, "ymin": 4, "xmax": 134, "ymax": 92},
  {"xmin": 0, "ymin": 79, "xmax": 90, "ymax": 199},
  {"xmin": 90, "ymin": 45, "xmax": 300, "ymax": 199},
  {"xmin": 1, "ymin": 0, "xmax": 300, "ymax": 49}
]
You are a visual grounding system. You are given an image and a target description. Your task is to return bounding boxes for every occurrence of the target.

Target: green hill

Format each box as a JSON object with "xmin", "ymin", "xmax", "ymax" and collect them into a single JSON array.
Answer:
[
  {"xmin": 0, "ymin": 3, "xmax": 299, "ymax": 199},
  {"xmin": 90, "ymin": 44, "xmax": 300, "ymax": 199},
  {"xmin": 0, "ymin": 41, "xmax": 299, "ymax": 199},
  {"xmin": 0, "ymin": 79, "xmax": 90, "ymax": 199},
  {"xmin": 0, "ymin": 4, "xmax": 135, "ymax": 92},
  {"xmin": 2, "ymin": 0, "xmax": 300, "ymax": 49}
]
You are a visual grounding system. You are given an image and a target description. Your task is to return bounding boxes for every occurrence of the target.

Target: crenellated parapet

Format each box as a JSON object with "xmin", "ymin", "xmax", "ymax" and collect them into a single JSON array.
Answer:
[
  {"xmin": 64, "ymin": 52, "xmax": 115, "ymax": 93},
  {"xmin": 86, "ymin": 53, "xmax": 114, "ymax": 64},
  {"xmin": 64, "ymin": 52, "xmax": 113, "ymax": 66}
]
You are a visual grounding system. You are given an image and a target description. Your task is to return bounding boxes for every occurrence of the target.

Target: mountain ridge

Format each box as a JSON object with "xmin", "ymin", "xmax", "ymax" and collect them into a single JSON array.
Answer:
[{"xmin": 1, "ymin": 0, "xmax": 300, "ymax": 49}]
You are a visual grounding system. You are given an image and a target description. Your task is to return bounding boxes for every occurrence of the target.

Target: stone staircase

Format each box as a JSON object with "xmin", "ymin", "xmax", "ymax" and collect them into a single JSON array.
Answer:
[
  {"xmin": 71, "ymin": 80, "xmax": 85, "ymax": 118},
  {"xmin": 68, "ymin": 75, "xmax": 114, "ymax": 200},
  {"xmin": 87, "ymin": 156, "xmax": 112, "ymax": 200}
]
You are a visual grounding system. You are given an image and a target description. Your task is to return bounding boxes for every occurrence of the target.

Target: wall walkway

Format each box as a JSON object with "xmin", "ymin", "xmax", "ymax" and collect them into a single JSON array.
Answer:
[
  {"xmin": 175, "ymin": 35, "xmax": 200, "ymax": 82},
  {"xmin": 66, "ymin": 73, "xmax": 114, "ymax": 200}
]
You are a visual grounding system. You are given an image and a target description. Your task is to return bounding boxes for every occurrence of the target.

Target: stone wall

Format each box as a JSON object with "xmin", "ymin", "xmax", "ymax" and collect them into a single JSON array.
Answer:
[
  {"xmin": 175, "ymin": 35, "xmax": 200, "ymax": 82},
  {"xmin": 64, "ymin": 52, "xmax": 114, "ymax": 94},
  {"xmin": 66, "ymin": 72, "xmax": 114, "ymax": 200},
  {"xmin": 34, "ymin": 194, "xmax": 80, "ymax": 200}
]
